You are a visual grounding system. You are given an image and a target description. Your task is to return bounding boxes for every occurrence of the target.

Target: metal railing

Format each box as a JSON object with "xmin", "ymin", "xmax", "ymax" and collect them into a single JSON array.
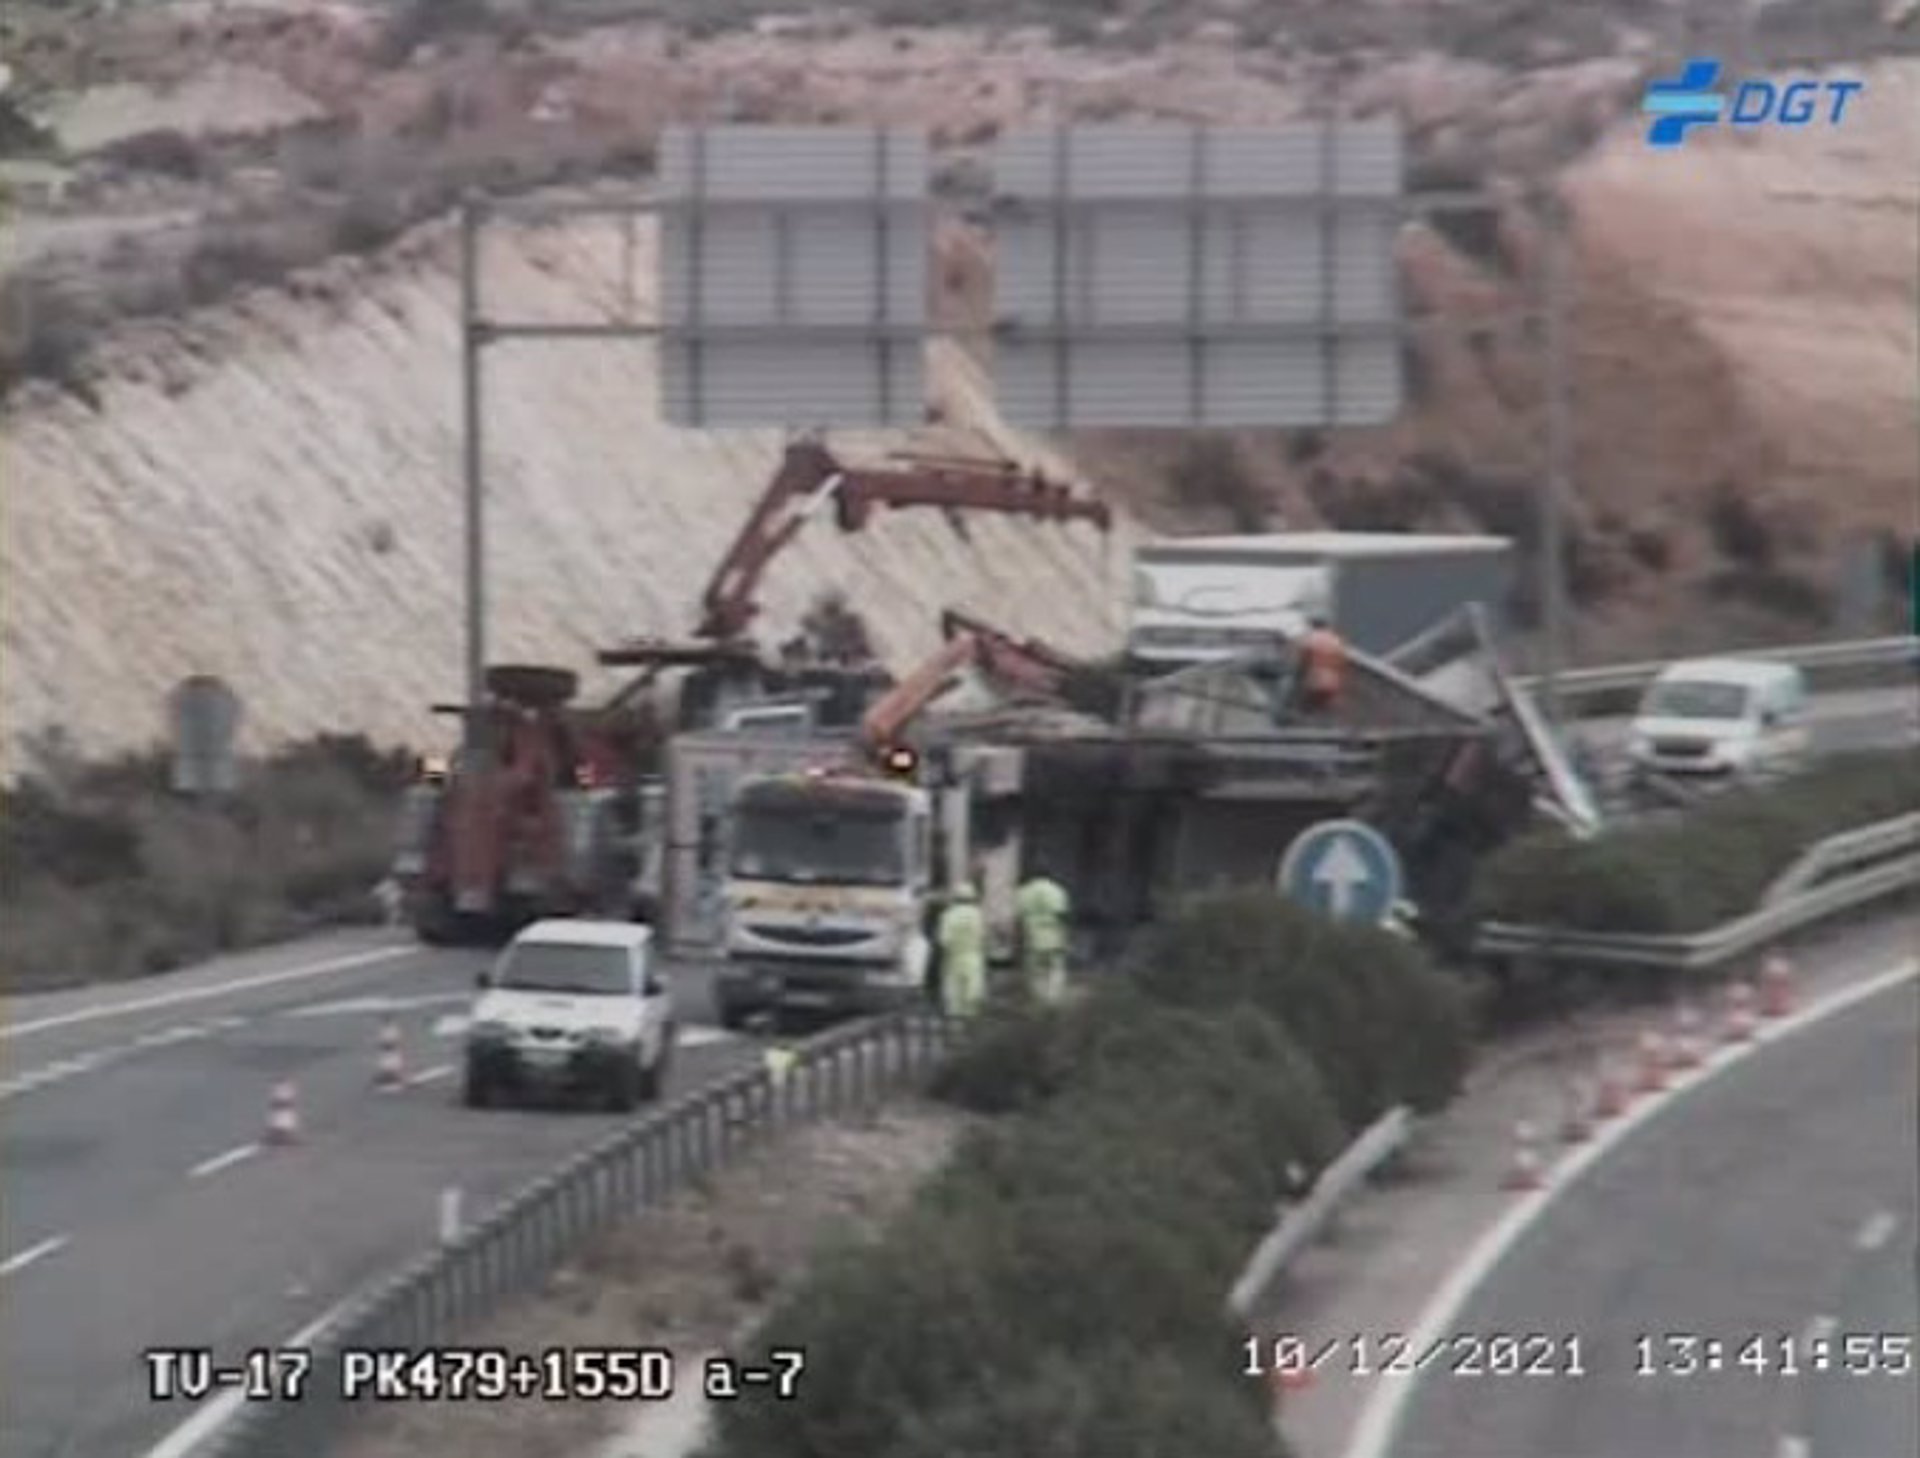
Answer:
[
  {"xmin": 207, "ymin": 1011, "xmax": 956, "ymax": 1458},
  {"xmin": 1475, "ymin": 812, "xmax": 1920, "ymax": 973},
  {"xmin": 1226, "ymin": 1106, "xmax": 1412, "ymax": 1323},
  {"xmin": 1516, "ymin": 635, "xmax": 1918, "ymax": 705}
]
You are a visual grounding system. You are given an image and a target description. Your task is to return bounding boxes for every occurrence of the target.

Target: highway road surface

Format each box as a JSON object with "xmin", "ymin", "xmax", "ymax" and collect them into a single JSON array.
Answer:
[
  {"xmin": 0, "ymin": 931, "xmax": 759, "ymax": 1458},
  {"xmin": 1380, "ymin": 969, "xmax": 1918, "ymax": 1458}
]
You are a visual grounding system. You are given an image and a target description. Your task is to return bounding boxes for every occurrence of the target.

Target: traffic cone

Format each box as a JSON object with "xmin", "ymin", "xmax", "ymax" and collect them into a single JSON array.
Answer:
[
  {"xmin": 1560, "ymin": 1077, "xmax": 1595, "ymax": 1144},
  {"xmin": 1592, "ymin": 1054, "xmax": 1629, "ymax": 1118},
  {"xmin": 1721, "ymin": 981, "xmax": 1759, "ymax": 1043},
  {"xmin": 1502, "ymin": 1121, "xmax": 1544, "ymax": 1191},
  {"xmin": 1758, "ymin": 952, "xmax": 1795, "ymax": 1018},
  {"xmin": 1635, "ymin": 1031, "xmax": 1669, "ymax": 1093},
  {"xmin": 375, "ymin": 1022, "xmax": 406, "ymax": 1090},
  {"xmin": 265, "ymin": 1082, "xmax": 301, "ymax": 1145},
  {"xmin": 1667, "ymin": 1005, "xmax": 1703, "ymax": 1071}
]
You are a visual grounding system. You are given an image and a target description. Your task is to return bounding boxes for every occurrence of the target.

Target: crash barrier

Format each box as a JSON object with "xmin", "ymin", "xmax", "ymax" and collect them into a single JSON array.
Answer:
[
  {"xmin": 1515, "ymin": 634, "xmax": 1919, "ymax": 707},
  {"xmin": 1475, "ymin": 811, "xmax": 1920, "ymax": 973},
  {"xmin": 1226, "ymin": 1105, "xmax": 1413, "ymax": 1324},
  {"xmin": 206, "ymin": 1011, "xmax": 957, "ymax": 1458}
]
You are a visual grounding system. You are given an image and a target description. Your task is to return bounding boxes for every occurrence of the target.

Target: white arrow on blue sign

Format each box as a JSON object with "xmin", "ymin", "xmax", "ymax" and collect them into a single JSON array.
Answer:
[{"xmin": 1276, "ymin": 818, "xmax": 1403, "ymax": 926}]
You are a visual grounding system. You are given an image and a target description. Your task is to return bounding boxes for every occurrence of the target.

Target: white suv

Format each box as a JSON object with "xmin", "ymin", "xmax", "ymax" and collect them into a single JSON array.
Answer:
[{"xmin": 463, "ymin": 920, "xmax": 676, "ymax": 1112}]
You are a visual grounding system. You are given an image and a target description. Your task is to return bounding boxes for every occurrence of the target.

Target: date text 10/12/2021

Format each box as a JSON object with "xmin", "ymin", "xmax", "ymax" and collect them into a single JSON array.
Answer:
[
  {"xmin": 1245, "ymin": 1332, "xmax": 1914, "ymax": 1381},
  {"xmin": 144, "ymin": 1346, "xmax": 808, "ymax": 1403}
]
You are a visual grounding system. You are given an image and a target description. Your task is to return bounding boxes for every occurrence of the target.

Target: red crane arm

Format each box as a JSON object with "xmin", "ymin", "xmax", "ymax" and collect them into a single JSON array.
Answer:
[
  {"xmin": 858, "ymin": 611, "xmax": 1082, "ymax": 753},
  {"xmin": 693, "ymin": 438, "xmax": 1111, "ymax": 644}
]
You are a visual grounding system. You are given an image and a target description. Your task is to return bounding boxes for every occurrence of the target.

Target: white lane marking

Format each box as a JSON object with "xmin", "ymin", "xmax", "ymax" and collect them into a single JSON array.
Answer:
[
  {"xmin": 0, "ymin": 1234, "xmax": 70, "ymax": 1278},
  {"xmin": 407, "ymin": 1063, "xmax": 454, "ymax": 1087},
  {"xmin": 210, "ymin": 1016, "xmax": 250, "ymax": 1031},
  {"xmin": 5, "ymin": 945, "xmax": 413, "ymax": 1039},
  {"xmin": 432, "ymin": 1014, "xmax": 469, "ymax": 1039},
  {"xmin": 1346, "ymin": 957, "xmax": 1920, "ymax": 1458},
  {"xmin": 1855, "ymin": 1209, "xmax": 1898, "ymax": 1252},
  {"xmin": 189, "ymin": 1143, "xmax": 260, "ymax": 1180},
  {"xmin": 679, "ymin": 1026, "xmax": 735, "ymax": 1048},
  {"xmin": 1777, "ymin": 1436, "xmax": 1811, "ymax": 1458},
  {"xmin": 140, "ymin": 1289, "xmax": 362, "ymax": 1458},
  {"xmin": 283, "ymin": 992, "xmax": 471, "ymax": 1020}
]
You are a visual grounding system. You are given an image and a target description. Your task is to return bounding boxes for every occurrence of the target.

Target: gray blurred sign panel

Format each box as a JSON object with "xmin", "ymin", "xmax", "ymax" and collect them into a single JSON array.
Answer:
[
  {"xmin": 658, "ymin": 126, "xmax": 930, "ymax": 427},
  {"xmin": 990, "ymin": 123, "xmax": 1405, "ymax": 429},
  {"xmin": 169, "ymin": 675, "xmax": 242, "ymax": 795}
]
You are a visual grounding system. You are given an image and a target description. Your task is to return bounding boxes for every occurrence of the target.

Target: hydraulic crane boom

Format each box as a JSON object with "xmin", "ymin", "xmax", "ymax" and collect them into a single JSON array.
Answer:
[
  {"xmin": 692, "ymin": 436, "xmax": 1111, "ymax": 644},
  {"xmin": 858, "ymin": 610, "xmax": 1080, "ymax": 753}
]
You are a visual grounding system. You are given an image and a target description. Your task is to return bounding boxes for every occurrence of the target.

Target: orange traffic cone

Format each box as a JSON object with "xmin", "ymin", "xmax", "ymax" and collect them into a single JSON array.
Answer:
[
  {"xmin": 265, "ymin": 1081, "xmax": 302, "ymax": 1145},
  {"xmin": 1758, "ymin": 952, "xmax": 1794, "ymax": 1019},
  {"xmin": 375, "ymin": 1022, "xmax": 406, "ymax": 1090},
  {"xmin": 1635, "ymin": 1031, "xmax": 1669, "ymax": 1093},
  {"xmin": 1503, "ymin": 1121, "xmax": 1544, "ymax": 1191},
  {"xmin": 1721, "ymin": 981, "xmax": 1758, "ymax": 1043}
]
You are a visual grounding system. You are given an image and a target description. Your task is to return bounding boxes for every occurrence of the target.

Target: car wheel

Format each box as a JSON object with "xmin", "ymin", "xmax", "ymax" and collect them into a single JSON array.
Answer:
[
  {"xmin": 461, "ymin": 1061, "xmax": 492, "ymax": 1109},
  {"xmin": 640, "ymin": 1031, "xmax": 673, "ymax": 1102}
]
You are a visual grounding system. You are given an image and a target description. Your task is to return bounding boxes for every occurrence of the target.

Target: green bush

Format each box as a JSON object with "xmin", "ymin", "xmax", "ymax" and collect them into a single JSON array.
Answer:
[
  {"xmin": 0, "ymin": 732, "xmax": 407, "ymax": 990},
  {"xmin": 1125, "ymin": 891, "xmax": 1472, "ymax": 1122},
  {"xmin": 874, "ymin": 1348, "xmax": 1288, "ymax": 1458},
  {"xmin": 1472, "ymin": 749, "xmax": 1920, "ymax": 934}
]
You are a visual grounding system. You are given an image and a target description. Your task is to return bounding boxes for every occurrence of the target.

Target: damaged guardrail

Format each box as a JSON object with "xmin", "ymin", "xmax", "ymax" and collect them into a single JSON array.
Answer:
[
  {"xmin": 207, "ymin": 1010, "xmax": 957, "ymax": 1458},
  {"xmin": 1227, "ymin": 1105, "xmax": 1413, "ymax": 1323},
  {"xmin": 1475, "ymin": 812, "xmax": 1920, "ymax": 973}
]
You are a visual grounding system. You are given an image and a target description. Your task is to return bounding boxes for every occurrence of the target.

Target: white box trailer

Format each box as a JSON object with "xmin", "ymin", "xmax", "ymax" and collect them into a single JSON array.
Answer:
[{"xmin": 1129, "ymin": 532, "xmax": 1513, "ymax": 666}]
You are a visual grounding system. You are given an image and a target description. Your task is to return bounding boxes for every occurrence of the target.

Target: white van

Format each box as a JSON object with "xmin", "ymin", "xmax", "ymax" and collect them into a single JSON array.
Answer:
[{"xmin": 1627, "ymin": 659, "xmax": 1810, "ymax": 781}]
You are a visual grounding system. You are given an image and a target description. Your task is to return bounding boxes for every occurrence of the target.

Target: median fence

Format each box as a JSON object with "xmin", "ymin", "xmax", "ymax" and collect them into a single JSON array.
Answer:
[{"xmin": 206, "ymin": 1011, "xmax": 957, "ymax": 1458}]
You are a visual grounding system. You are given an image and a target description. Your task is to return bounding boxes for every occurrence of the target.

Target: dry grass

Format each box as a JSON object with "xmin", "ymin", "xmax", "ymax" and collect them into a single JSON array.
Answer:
[{"xmin": 331, "ymin": 1102, "xmax": 967, "ymax": 1458}]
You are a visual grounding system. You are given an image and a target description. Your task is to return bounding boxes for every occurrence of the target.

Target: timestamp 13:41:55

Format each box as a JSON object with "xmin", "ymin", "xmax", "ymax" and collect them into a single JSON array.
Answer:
[{"xmin": 1634, "ymin": 1332, "xmax": 1913, "ymax": 1378}]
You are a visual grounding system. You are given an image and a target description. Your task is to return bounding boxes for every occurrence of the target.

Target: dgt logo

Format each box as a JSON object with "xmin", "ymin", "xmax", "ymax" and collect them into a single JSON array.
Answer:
[{"xmin": 1642, "ymin": 57, "xmax": 1865, "ymax": 148}]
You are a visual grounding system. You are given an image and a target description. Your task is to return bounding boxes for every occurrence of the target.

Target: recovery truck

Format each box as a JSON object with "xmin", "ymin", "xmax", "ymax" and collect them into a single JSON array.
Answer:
[{"xmin": 394, "ymin": 436, "xmax": 1108, "ymax": 945}]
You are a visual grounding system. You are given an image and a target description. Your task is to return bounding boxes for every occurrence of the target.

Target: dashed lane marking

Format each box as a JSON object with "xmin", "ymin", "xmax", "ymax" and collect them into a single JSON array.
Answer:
[
  {"xmin": 1855, "ymin": 1209, "xmax": 1898, "ymax": 1252},
  {"xmin": 406, "ymin": 1064, "xmax": 455, "ymax": 1087},
  {"xmin": 189, "ymin": 1143, "xmax": 261, "ymax": 1180},
  {"xmin": 0, "ymin": 1234, "xmax": 71, "ymax": 1279}
]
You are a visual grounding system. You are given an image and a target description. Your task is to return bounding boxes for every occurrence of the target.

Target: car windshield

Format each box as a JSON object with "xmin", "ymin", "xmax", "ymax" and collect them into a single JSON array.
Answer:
[
  {"xmin": 1642, "ymin": 679, "xmax": 1753, "ymax": 721},
  {"xmin": 730, "ymin": 806, "xmax": 908, "ymax": 887},
  {"xmin": 494, "ymin": 942, "xmax": 633, "ymax": 996}
]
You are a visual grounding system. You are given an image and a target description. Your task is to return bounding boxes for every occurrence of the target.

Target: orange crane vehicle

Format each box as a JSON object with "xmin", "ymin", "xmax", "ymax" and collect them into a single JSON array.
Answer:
[{"xmin": 392, "ymin": 437, "xmax": 1110, "ymax": 944}]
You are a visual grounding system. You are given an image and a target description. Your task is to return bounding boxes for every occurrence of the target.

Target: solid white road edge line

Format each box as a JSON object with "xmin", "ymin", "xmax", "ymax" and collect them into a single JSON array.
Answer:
[
  {"xmin": 139, "ymin": 1290, "xmax": 362, "ymax": 1458},
  {"xmin": 1342, "ymin": 956, "xmax": 1919, "ymax": 1458},
  {"xmin": 407, "ymin": 1063, "xmax": 454, "ymax": 1087},
  {"xmin": 0, "ymin": 1234, "xmax": 71, "ymax": 1278},
  {"xmin": 188, "ymin": 1143, "xmax": 261, "ymax": 1180},
  {"xmin": 1854, "ymin": 1209, "xmax": 1898, "ymax": 1252},
  {"xmin": 5, "ymin": 946, "xmax": 413, "ymax": 1039}
]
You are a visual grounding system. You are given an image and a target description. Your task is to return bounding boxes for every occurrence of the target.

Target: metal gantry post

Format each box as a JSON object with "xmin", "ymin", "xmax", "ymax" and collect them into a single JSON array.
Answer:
[
  {"xmin": 1541, "ymin": 194, "xmax": 1574, "ymax": 726},
  {"xmin": 458, "ymin": 196, "xmax": 488, "ymax": 757}
]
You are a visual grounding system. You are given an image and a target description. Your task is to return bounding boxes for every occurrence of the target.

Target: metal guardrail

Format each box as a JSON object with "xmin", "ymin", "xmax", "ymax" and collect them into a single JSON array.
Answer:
[
  {"xmin": 1475, "ymin": 812, "xmax": 1920, "ymax": 973},
  {"xmin": 207, "ymin": 1011, "xmax": 957, "ymax": 1458},
  {"xmin": 1226, "ymin": 1106, "xmax": 1412, "ymax": 1323},
  {"xmin": 1516, "ymin": 635, "xmax": 1918, "ymax": 704}
]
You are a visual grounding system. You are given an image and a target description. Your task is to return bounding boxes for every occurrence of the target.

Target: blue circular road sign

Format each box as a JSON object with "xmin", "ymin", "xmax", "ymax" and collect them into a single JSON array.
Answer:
[{"xmin": 1276, "ymin": 818, "xmax": 1403, "ymax": 926}]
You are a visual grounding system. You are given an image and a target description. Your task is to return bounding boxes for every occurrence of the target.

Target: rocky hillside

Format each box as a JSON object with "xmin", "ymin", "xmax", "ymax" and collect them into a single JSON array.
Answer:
[{"xmin": 2, "ymin": 0, "xmax": 1915, "ymax": 766}]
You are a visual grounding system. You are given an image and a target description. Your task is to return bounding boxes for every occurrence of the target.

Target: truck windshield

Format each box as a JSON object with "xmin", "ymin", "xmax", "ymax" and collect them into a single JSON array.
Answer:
[
  {"xmin": 495, "ymin": 944, "xmax": 633, "ymax": 996},
  {"xmin": 730, "ymin": 807, "xmax": 908, "ymax": 887},
  {"xmin": 1641, "ymin": 680, "xmax": 1753, "ymax": 721}
]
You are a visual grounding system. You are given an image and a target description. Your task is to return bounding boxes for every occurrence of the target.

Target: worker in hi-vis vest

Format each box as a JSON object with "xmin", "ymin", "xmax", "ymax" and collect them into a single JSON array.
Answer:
[
  {"xmin": 935, "ymin": 882, "xmax": 987, "ymax": 1020},
  {"xmin": 1015, "ymin": 867, "xmax": 1072, "ymax": 1005}
]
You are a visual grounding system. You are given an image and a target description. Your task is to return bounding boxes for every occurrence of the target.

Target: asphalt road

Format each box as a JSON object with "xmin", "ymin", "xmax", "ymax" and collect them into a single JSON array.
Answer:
[
  {"xmin": 0, "ymin": 932, "xmax": 759, "ymax": 1458},
  {"xmin": 1385, "ymin": 973, "xmax": 1919, "ymax": 1458}
]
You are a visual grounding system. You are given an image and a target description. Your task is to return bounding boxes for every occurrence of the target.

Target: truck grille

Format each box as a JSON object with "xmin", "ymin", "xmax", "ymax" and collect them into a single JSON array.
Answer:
[{"xmin": 745, "ymin": 923, "xmax": 871, "ymax": 948}]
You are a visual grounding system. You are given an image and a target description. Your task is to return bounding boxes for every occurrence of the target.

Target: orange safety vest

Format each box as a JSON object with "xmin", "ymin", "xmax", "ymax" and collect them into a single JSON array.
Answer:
[{"xmin": 1299, "ymin": 628, "xmax": 1348, "ymax": 697}]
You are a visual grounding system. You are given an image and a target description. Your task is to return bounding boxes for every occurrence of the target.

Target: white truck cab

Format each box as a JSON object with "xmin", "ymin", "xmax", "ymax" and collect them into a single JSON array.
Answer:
[
  {"xmin": 463, "ymin": 919, "xmax": 675, "ymax": 1111},
  {"xmin": 1628, "ymin": 659, "xmax": 1810, "ymax": 781}
]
